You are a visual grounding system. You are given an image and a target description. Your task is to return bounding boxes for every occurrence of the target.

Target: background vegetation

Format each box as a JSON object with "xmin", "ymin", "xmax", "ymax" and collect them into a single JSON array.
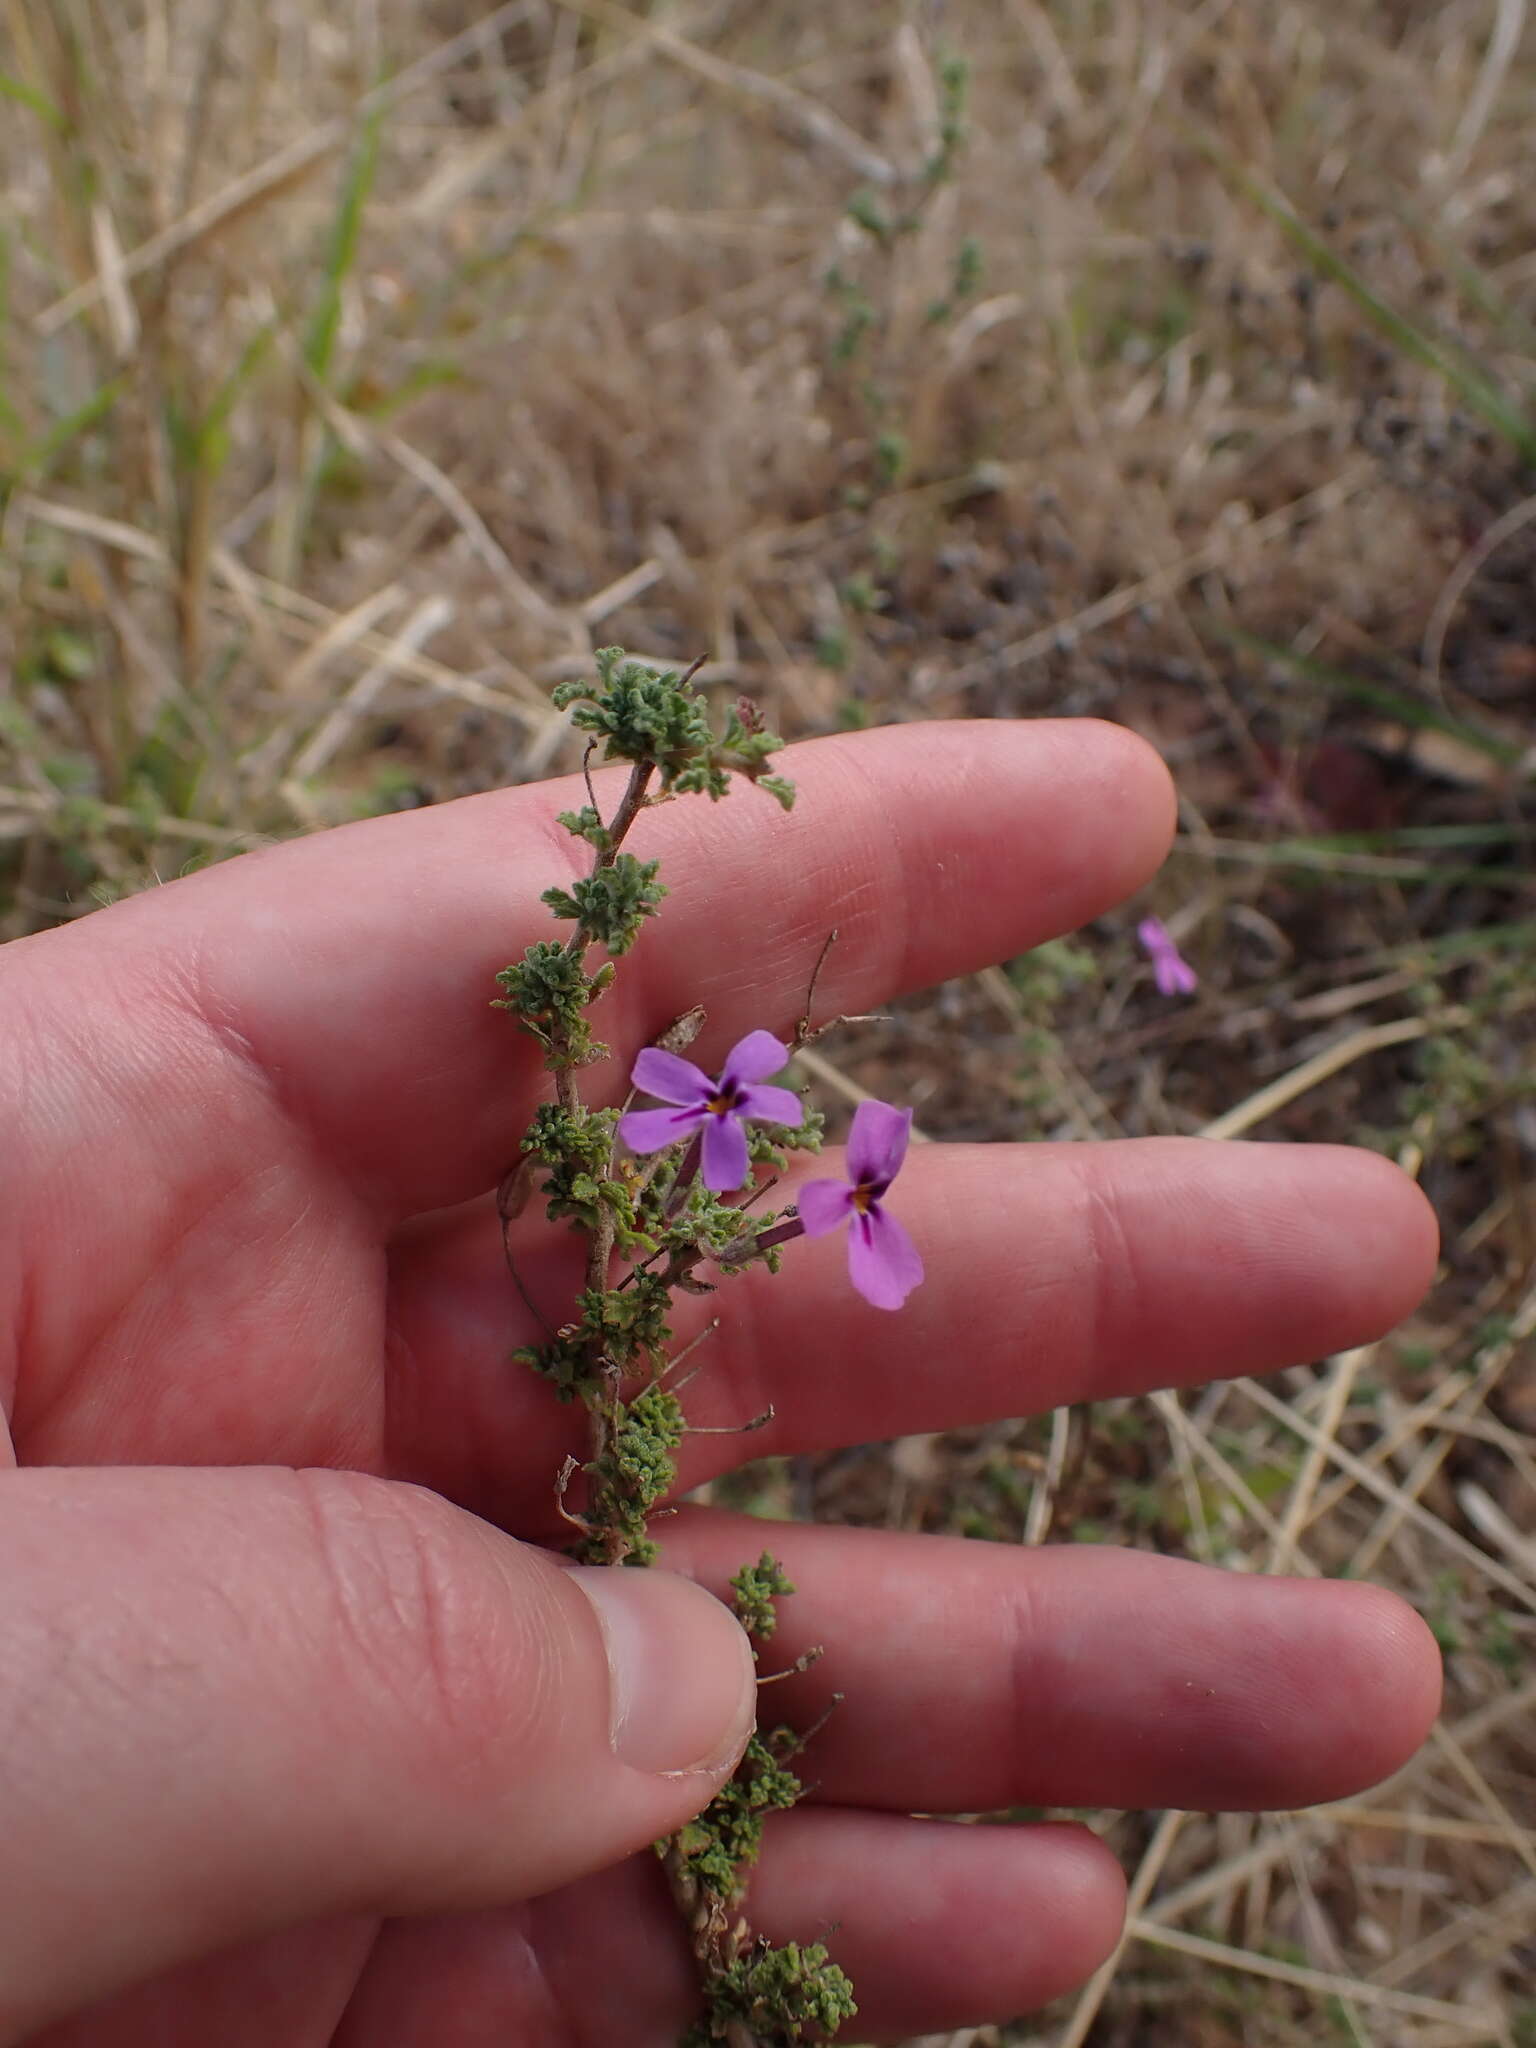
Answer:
[{"xmin": 2, "ymin": 2, "xmax": 1534, "ymax": 2041}]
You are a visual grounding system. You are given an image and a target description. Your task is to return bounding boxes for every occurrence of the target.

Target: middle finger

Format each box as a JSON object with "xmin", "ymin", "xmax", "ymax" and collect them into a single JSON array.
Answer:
[
  {"xmin": 386, "ymin": 1137, "xmax": 1436, "ymax": 1523},
  {"xmin": 650, "ymin": 1509, "xmax": 1443, "ymax": 1818}
]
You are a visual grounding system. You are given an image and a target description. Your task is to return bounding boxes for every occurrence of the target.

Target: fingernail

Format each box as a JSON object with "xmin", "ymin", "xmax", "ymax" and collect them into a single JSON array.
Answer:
[{"xmin": 569, "ymin": 1566, "xmax": 756, "ymax": 1775}]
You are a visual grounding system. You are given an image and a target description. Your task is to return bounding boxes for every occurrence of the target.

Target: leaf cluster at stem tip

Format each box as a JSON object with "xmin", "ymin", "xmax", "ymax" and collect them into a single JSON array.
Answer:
[
  {"xmin": 494, "ymin": 651, "xmax": 797, "ymax": 1067},
  {"xmin": 553, "ymin": 647, "xmax": 797, "ymax": 808}
]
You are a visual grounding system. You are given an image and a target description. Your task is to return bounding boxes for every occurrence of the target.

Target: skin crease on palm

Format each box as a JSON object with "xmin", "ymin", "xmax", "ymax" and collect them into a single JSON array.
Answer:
[{"xmin": 0, "ymin": 719, "xmax": 1442, "ymax": 2048}]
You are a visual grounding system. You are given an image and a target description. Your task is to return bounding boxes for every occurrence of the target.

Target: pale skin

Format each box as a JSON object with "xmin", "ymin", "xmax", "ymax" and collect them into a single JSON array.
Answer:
[{"xmin": 0, "ymin": 719, "xmax": 1441, "ymax": 2046}]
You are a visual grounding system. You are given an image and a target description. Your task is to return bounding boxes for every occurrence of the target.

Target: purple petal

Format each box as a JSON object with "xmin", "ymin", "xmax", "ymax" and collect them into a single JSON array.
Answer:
[
  {"xmin": 1154, "ymin": 954, "xmax": 1198, "ymax": 997},
  {"xmin": 733, "ymin": 1082, "xmax": 804, "ymax": 1128},
  {"xmin": 631, "ymin": 1045, "xmax": 712, "ymax": 1107},
  {"xmin": 1139, "ymin": 917, "xmax": 1197, "ymax": 998},
  {"xmin": 847, "ymin": 1203, "xmax": 924, "ymax": 1311},
  {"xmin": 721, "ymin": 1029, "xmax": 792, "ymax": 1086},
  {"xmin": 846, "ymin": 1099, "xmax": 913, "ymax": 1190},
  {"xmin": 700, "ymin": 1112, "xmax": 750, "ymax": 1191},
  {"xmin": 795, "ymin": 1178, "xmax": 855, "ymax": 1237},
  {"xmin": 619, "ymin": 1105, "xmax": 704, "ymax": 1155}
]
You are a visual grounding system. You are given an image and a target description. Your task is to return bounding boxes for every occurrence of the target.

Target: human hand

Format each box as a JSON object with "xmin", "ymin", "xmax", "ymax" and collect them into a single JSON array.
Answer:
[{"xmin": 0, "ymin": 721, "xmax": 1439, "ymax": 2045}]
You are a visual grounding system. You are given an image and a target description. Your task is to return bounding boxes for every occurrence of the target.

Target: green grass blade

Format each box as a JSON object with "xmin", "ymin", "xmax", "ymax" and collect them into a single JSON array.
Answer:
[
  {"xmin": 21, "ymin": 374, "xmax": 124, "ymax": 484},
  {"xmin": 0, "ymin": 227, "xmax": 20, "ymax": 452},
  {"xmin": 302, "ymin": 110, "xmax": 383, "ymax": 387},
  {"xmin": 1190, "ymin": 840, "xmax": 1533, "ymax": 889},
  {"xmin": 0, "ymin": 71, "xmax": 65, "ymax": 132},
  {"xmin": 1227, "ymin": 168, "xmax": 1536, "ymax": 463},
  {"xmin": 1273, "ymin": 823, "xmax": 1529, "ymax": 852},
  {"xmin": 190, "ymin": 316, "xmax": 279, "ymax": 481},
  {"xmin": 1208, "ymin": 623, "xmax": 1523, "ymax": 768}
]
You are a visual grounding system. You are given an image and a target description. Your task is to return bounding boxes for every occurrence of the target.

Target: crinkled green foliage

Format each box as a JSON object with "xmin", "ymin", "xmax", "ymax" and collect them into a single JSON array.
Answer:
[
  {"xmin": 492, "ymin": 940, "xmax": 611, "ymax": 1066},
  {"xmin": 747, "ymin": 1105, "xmax": 826, "ymax": 1172},
  {"xmin": 556, "ymin": 805, "xmax": 612, "ymax": 852},
  {"xmin": 511, "ymin": 1328, "xmax": 590, "ymax": 1403},
  {"xmin": 663, "ymin": 1183, "xmax": 774, "ymax": 1257},
  {"xmin": 584, "ymin": 1382, "xmax": 685, "ymax": 1568},
  {"xmin": 579, "ymin": 1275, "xmax": 674, "ymax": 1369},
  {"xmin": 521, "ymin": 1103, "xmax": 649, "ymax": 1248},
  {"xmin": 684, "ymin": 1941, "xmax": 858, "ymax": 2047},
  {"xmin": 612, "ymin": 1132, "xmax": 811, "ymax": 1274},
  {"xmin": 553, "ymin": 650, "xmax": 795, "ymax": 807},
  {"xmin": 553, "ymin": 647, "xmax": 714, "ymax": 784},
  {"xmin": 541, "ymin": 852, "xmax": 667, "ymax": 956},
  {"xmin": 512, "ymin": 1271, "xmax": 675, "ymax": 1402},
  {"xmin": 668, "ymin": 1725, "xmax": 805, "ymax": 1896},
  {"xmin": 669, "ymin": 1593, "xmax": 855, "ymax": 2048},
  {"xmin": 609, "ymin": 1382, "xmax": 684, "ymax": 1505},
  {"xmin": 730, "ymin": 1553, "xmax": 796, "ymax": 1642},
  {"xmin": 665, "ymin": 1561, "xmax": 807, "ymax": 1895},
  {"xmin": 520, "ymin": 1101, "xmax": 616, "ymax": 1171}
]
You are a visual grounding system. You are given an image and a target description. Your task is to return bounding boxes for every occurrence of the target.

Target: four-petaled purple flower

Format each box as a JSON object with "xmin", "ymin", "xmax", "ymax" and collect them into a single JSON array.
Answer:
[
  {"xmin": 619, "ymin": 1029, "xmax": 803, "ymax": 1191},
  {"xmin": 797, "ymin": 1099, "xmax": 924, "ymax": 1312},
  {"xmin": 1137, "ymin": 916, "xmax": 1198, "ymax": 998}
]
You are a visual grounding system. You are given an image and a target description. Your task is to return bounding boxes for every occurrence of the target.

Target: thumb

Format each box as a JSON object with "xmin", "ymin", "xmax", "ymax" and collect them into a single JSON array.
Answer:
[{"xmin": 0, "ymin": 1465, "xmax": 755, "ymax": 2039}]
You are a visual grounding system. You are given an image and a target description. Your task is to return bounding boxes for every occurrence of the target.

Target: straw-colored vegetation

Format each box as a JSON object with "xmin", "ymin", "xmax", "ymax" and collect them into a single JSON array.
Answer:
[{"xmin": 2, "ymin": 2, "xmax": 1534, "ymax": 2042}]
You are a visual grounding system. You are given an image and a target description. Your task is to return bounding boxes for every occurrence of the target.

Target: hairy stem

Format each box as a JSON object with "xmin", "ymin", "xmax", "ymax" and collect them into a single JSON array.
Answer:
[{"xmin": 553, "ymin": 756, "xmax": 658, "ymax": 1562}]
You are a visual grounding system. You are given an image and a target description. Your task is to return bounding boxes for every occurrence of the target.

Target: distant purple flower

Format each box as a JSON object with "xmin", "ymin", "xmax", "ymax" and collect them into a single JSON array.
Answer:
[
  {"xmin": 619, "ymin": 1029, "xmax": 803, "ymax": 1191},
  {"xmin": 797, "ymin": 1099, "xmax": 924, "ymax": 1311},
  {"xmin": 1137, "ymin": 916, "xmax": 1198, "ymax": 998}
]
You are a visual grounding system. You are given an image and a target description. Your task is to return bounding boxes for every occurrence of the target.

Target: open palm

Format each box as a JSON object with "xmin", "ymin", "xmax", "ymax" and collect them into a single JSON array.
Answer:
[{"xmin": 0, "ymin": 721, "xmax": 1440, "ymax": 2047}]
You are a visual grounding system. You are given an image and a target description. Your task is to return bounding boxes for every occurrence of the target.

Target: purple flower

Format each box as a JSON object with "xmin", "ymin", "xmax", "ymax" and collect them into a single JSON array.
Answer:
[
  {"xmin": 797, "ymin": 1099, "xmax": 924, "ymax": 1311},
  {"xmin": 619, "ymin": 1029, "xmax": 803, "ymax": 1191},
  {"xmin": 1137, "ymin": 916, "xmax": 1198, "ymax": 998}
]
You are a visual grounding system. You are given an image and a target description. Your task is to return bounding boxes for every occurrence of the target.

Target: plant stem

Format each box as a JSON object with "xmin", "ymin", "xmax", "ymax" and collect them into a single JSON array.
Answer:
[
  {"xmin": 548, "ymin": 755, "xmax": 658, "ymax": 1562},
  {"xmin": 665, "ymin": 1131, "xmax": 703, "ymax": 1219}
]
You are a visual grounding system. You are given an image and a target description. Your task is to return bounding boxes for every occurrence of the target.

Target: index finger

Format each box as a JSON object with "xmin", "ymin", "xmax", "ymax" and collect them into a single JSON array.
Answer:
[{"xmin": 29, "ymin": 719, "xmax": 1173, "ymax": 1215}]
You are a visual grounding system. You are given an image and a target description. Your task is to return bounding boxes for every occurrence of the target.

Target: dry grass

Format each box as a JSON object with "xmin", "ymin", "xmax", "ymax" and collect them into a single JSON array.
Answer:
[{"xmin": 3, "ymin": 2, "xmax": 1535, "ymax": 2042}]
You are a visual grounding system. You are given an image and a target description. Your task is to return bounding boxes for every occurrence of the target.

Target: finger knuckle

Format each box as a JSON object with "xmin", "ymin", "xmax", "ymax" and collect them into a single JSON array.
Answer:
[{"xmin": 287, "ymin": 1470, "xmax": 549, "ymax": 1760}]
